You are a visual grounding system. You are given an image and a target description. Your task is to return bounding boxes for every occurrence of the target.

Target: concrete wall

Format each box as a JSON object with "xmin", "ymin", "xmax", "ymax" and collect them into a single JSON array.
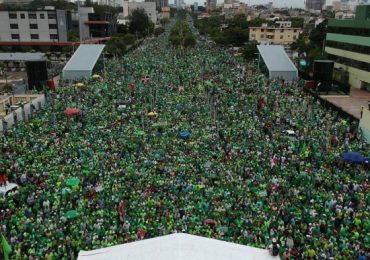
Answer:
[
  {"xmin": 360, "ymin": 107, "xmax": 370, "ymax": 144},
  {"xmin": 0, "ymin": 94, "xmax": 45, "ymax": 132}
]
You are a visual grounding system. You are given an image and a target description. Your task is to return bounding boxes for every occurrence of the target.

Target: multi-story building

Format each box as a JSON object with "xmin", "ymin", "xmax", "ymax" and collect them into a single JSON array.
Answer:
[
  {"xmin": 249, "ymin": 25, "xmax": 300, "ymax": 45},
  {"xmin": 193, "ymin": 2, "xmax": 198, "ymax": 12},
  {"xmin": 122, "ymin": 0, "xmax": 157, "ymax": 24},
  {"xmin": 145, "ymin": 0, "xmax": 168, "ymax": 11},
  {"xmin": 325, "ymin": 4, "xmax": 370, "ymax": 89},
  {"xmin": 0, "ymin": 9, "xmax": 70, "ymax": 43},
  {"xmin": 222, "ymin": 1, "xmax": 247, "ymax": 19},
  {"xmin": 207, "ymin": 0, "xmax": 217, "ymax": 12},
  {"xmin": 306, "ymin": 0, "xmax": 326, "ymax": 11}
]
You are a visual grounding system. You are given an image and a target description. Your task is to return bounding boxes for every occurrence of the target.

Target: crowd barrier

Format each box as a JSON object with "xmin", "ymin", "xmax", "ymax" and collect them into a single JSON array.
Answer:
[{"xmin": 0, "ymin": 94, "xmax": 45, "ymax": 132}]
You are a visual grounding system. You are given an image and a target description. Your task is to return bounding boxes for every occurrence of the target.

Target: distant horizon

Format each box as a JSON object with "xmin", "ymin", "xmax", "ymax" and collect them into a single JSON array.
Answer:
[
  {"xmin": 170, "ymin": 0, "xmax": 341, "ymax": 8},
  {"xmin": 172, "ymin": 0, "xmax": 307, "ymax": 8}
]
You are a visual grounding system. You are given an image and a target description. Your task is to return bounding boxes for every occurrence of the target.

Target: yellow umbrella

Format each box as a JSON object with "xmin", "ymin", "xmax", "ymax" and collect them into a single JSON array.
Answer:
[
  {"xmin": 92, "ymin": 74, "xmax": 101, "ymax": 80},
  {"xmin": 147, "ymin": 112, "xmax": 157, "ymax": 118},
  {"xmin": 75, "ymin": 82, "xmax": 85, "ymax": 88}
]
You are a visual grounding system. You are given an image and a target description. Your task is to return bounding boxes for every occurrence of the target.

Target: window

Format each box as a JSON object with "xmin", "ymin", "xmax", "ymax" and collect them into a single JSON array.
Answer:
[
  {"xmin": 280, "ymin": 35, "xmax": 284, "ymax": 39},
  {"xmin": 11, "ymin": 34, "xmax": 20, "ymax": 40},
  {"xmin": 252, "ymin": 28, "xmax": 256, "ymax": 31},
  {"xmin": 20, "ymin": 13, "xmax": 25, "ymax": 19},
  {"xmin": 31, "ymin": 34, "xmax": 39, "ymax": 39},
  {"xmin": 328, "ymin": 54, "xmax": 370, "ymax": 72},
  {"xmin": 328, "ymin": 26, "xmax": 370, "ymax": 37},
  {"xmin": 251, "ymin": 34, "xmax": 255, "ymax": 38},
  {"xmin": 39, "ymin": 13, "xmax": 45, "ymax": 19},
  {"xmin": 10, "ymin": 24, "xmax": 18, "ymax": 29},
  {"xmin": 48, "ymin": 13, "xmax": 56, "ymax": 19},
  {"xmin": 49, "ymin": 24, "xmax": 58, "ymax": 29},
  {"xmin": 293, "ymin": 35, "xmax": 297, "ymax": 40},
  {"xmin": 280, "ymin": 29, "xmax": 284, "ymax": 32},
  {"xmin": 50, "ymin": 34, "xmax": 58, "ymax": 40},
  {"xmin": 288, "ymin": 35, "xmax": 290, "ymax": 37},
  {"xmin": 28, "ymin": 13, "xmax": 37, "ymax": 19},
  {"xmin": 294, "ymin": 29, "xmax": 297, "ymax": 33},
  {"xmin": 30, "ymin": 24, "xmax": 38, "ymax": 29},
  {"xmin": 326, "ymin": 40, "xmax": 370, "ymax": 55},
  {"xmin": 261, "ymin": 29, "xmax": 264, "ymax": 32},
  {"xmin": 261, "ymin": 34, "xmax": 264, "ymax": 38},
  {"xmin": 8, "ymin": 13, "xmax": 17, "ymax": 19}
]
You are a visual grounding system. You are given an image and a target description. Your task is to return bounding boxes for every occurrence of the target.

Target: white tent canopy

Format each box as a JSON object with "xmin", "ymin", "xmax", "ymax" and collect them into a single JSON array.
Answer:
[
  {"xmin": 62, "ymin": 44, "xmax": 105, "ymax": 80},
  {"xmin": 78, "ymin": 233, "xmax": 277, "ymax": 260},
  {"xmin": 257, "ymin": 45, "xmax": 298, "ymax": 81}
]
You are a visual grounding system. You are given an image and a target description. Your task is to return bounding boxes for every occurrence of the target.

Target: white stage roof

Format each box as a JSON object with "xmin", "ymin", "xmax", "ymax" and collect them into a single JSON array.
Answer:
[
  {"xmin": 62, "ymin": 44, "xmax": 105, "ymax": 80},
  {"xmin": 78, "ymin": 233, "xmax": 277, "ymax": 260},
  {"xmin": 257, "ymin": 45, "xmax": 298, "ymax": 81}
]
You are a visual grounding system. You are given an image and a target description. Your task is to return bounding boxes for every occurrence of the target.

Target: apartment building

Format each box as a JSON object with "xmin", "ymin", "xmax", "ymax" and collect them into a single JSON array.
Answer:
[{"xmin": 249, "ymin": 25, "xmax": 300, "ymax": 45}]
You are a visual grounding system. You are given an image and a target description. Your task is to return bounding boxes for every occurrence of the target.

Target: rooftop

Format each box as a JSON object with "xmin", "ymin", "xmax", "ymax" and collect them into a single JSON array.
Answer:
[{"xmin": 257, "ymin": 45, "xmax": 297, "ymax": 72}]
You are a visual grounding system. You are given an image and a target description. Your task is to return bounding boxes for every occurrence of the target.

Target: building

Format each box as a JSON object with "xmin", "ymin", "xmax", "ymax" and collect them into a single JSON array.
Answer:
[
  {"xmin": 306, "ymin": 0, "xmax": 326, "ymax": 11},
  {"xmin": 249, "ymin": 25, "xmax": 300, "ymax": 45},
  {"xmin": 334, "ymin": 11, "xmax": 356, "ymax": 19},
  {"xmin": 193, "ymin": 2, "xmax": 198, "ymax": 12},
  {"xmin": 160, "ymin": 6, "xmax": 171, "ymax": 19},
  {"xmin": 222, "ymin": 1, "xmax": 247, "ymax": 19},
  {"xmin": 325, "ymin": 5, "xmax": 370, "ymax": 89},
  {"xmin": 207, "ymin": 0, "xmax": 216, "ymax": 12},
  {"xmin": 0, "ymin": 9, "xmax": 70, "ymax": 43},
  {"xmin": 176, "ymin": 0, "xmax": 184, "ymax": 9},
  {"xmin": 2, "ymin": 0, "xmax": 34, "ymax": 5},
  {"xmin": 122, "ymin": 0, "xmax": 157, "ymax": 24},
  {"xmin": 145, "ymin": 0, "xmax": 168, "ymax": 10},
  {"xmin": 275, "ymin": 21, "xmax": 292, "ymax": 28}
]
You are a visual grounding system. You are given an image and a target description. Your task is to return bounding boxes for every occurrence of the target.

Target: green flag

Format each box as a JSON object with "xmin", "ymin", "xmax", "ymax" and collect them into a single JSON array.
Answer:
[{"xmin": 1, "ymin": 234, "xmax": 12, "ymax": 260}]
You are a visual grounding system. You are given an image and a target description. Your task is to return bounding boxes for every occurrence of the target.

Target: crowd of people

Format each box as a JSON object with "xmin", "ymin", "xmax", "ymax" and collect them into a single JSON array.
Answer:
[{"xmin": 0, "ymin": 20, "xmax": 369, "ymax": 259}]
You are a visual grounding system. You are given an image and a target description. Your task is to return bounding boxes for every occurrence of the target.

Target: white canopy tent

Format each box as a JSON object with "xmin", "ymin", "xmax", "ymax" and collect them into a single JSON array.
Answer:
[
  {"xmin": 257, "ymin": 45, "xmax": 298, "ymax": 81},
  {"xmin": 62, "ymin": 44, "xmax": 105, "ymax": 80},
  {"xmin": 78, "ymin": 233, "xmax": 277, "ymax": 260}
]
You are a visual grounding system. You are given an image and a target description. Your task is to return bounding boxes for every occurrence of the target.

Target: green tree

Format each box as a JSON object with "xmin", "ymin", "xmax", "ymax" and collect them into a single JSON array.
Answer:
[
  {"xmin": 309, "ymin": 19, "xmax": 327, "ymax": 47},
  {"xmin": 160, "ymin": 17, "xmax": 170, "ymax": 26},
  {"xmin": 129, "ymin": 9, "xmax": 150, "ymax": 37},
  {"xmin": 222, "ymin": 27, "xmax": 248, "ymax": 46},
  {"xmin": 68, "ymin": 30, "xmax": 79, "ymax": 42},
  {"xmin": 117, "ymin": 24, "xmax": 128, "ymax": 34},
  {"xmin": 290, "ymin": 17, "xmax": 304, "ymax": 28},
  {"xmin": 228, "ymin": 14, "xmax": 248, "ymax": 28},
  {"xmin": 106, "ymin": 37, "xmax": 126, "ymax": 57},
  {"xmin": 242, "ymin": 40, "xmax": 258, "ymax": 61}
]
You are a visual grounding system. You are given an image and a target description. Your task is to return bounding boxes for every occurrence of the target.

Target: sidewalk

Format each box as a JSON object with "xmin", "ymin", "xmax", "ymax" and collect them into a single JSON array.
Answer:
[{"xmin": 320, "ymin": 88, "xmax": 370, "ymax": 119}]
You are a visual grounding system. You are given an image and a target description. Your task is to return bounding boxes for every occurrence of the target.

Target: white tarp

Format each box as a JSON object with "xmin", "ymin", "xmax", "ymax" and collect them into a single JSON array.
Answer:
[{"xmin": 78, "ymin": 233, "xmax": 277, "ymax": 260}]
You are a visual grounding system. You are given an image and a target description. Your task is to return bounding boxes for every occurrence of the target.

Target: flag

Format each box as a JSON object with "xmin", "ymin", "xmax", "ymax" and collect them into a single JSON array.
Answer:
[{"xmin": 1, "ymin": 234, "xmax": 12, "ymax": 260}]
